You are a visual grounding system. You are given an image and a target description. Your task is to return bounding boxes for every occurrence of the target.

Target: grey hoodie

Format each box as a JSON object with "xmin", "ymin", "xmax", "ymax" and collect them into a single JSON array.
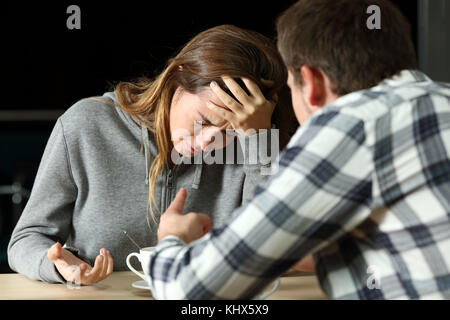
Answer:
[{"xmin": 7, "ymin": 92, "xmax": 276, "ymax": 283}]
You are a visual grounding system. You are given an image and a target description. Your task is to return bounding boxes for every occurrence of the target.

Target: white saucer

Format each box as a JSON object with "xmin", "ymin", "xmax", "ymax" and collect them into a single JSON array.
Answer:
[{"xmin": 132, "ymin": 280, "xmax": 152, "ymax": 290}]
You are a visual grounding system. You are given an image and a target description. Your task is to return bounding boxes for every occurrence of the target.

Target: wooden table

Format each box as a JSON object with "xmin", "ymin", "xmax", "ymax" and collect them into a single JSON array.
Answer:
[{"xmin": 0, "ymin": 270, "xmax": 327, "ymax": 300}]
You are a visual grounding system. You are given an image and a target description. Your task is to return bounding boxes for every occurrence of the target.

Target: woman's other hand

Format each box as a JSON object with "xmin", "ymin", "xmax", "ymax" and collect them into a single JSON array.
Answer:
[{"xmin": 47, "ymin": 242, "xmax": 114, "ymax": 285}]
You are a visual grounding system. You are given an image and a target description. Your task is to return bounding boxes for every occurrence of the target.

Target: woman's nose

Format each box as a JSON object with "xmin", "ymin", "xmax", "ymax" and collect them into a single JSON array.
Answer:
[
  {"xmin": 202, "ymin": 135, "xmax": 216, "ymax": 150},
  {"xmin": 197, "ymin": 134, "xmax": 214, "ymax": 151},
  {"xmin": 195, "ymin": 129, "xmax": 217, "ymax": 151}
]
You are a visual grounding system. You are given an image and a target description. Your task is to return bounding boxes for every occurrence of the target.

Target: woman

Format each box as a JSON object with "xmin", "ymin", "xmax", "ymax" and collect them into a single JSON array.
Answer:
[{"xmin": 7, "ymin": 25, "xmax": 298, "ymax": 284}]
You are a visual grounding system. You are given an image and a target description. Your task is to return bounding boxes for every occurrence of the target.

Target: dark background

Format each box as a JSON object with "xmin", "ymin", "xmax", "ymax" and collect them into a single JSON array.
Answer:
[{"xmin": 0, "ymin": 0, "xmax": 418, "ymax": 272}]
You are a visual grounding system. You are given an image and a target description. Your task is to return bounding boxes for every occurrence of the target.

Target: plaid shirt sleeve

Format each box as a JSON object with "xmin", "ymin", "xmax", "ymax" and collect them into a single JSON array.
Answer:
[{"xmin": 148, "ymin": 105, "xmax": 374, "ymax": 299}]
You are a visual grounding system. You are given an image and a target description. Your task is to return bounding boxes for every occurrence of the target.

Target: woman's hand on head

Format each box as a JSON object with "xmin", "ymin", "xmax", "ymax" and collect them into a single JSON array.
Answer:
[
  {"xmin": 206, "ymin": 76, "xmax": 277, "ymax": 136},
  {"xmin": 47, "ymin": 242, "xmax": 114, "ymax": 285}
]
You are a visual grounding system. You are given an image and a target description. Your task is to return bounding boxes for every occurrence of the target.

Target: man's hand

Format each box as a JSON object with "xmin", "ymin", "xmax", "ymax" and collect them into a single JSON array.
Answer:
[
  {"xmin": 291, "ymin": 255, "xmax": 315, "ymax": 272},
  {"xmin": 158, "ymin": 188, "xmax": 212, "ymax": 243},
  {"xmin": 47, "ymin": 242, "xmax": 113, "ymax": 285}
]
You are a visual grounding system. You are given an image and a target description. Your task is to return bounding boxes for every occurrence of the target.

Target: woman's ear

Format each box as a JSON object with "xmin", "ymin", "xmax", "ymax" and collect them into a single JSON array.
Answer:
[{"xmin": 300, "ymin": 66, "xmax": 327, "ymax": 107}]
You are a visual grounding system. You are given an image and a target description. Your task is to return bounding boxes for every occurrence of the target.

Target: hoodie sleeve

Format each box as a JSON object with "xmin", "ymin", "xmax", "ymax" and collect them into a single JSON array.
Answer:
[
  {"xmin": 237, "ymin": 128, "xmax": 278, "ymax": 204},
  {"xmin": 7, "ymin": 118, "xmax": 77, "ymax": 283}
]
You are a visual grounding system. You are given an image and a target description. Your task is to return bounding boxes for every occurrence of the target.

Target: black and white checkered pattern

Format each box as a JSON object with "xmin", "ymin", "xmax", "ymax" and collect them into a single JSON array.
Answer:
[{"xmin": 148, "ymin": 70, "xmax": 450, "ymax": 299}]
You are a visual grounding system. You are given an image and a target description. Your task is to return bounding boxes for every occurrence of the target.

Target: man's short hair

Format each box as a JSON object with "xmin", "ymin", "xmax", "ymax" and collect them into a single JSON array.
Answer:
[{"xmin": 276, "ymin": 0, "xmax": 418, "ymax": 95}]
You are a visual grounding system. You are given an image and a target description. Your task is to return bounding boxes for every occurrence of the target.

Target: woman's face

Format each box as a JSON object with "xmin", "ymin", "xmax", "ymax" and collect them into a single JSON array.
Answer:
[{"xmin": 169, "ymin": 87, "xmax": 232, "ymax": 157}]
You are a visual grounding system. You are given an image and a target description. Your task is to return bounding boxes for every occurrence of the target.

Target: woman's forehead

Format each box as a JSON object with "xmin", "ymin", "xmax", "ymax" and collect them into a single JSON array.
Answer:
[
  {"xmin": 174, "ymin": 86, "xmax": 225, "ymax": 108},
  {"xmin": 197, "ymin": 87, "xmax": 227, "ymax": 107}
]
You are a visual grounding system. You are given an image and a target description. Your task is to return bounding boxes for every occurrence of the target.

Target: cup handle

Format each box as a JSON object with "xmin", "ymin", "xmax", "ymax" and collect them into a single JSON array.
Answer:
[
  {"xmin": 254, "ymin": 278, "xmax": 281, "ymax": 300},
  {"xmin": 126, "ymin": 252, "xmax": 146, "ymax": 281}
]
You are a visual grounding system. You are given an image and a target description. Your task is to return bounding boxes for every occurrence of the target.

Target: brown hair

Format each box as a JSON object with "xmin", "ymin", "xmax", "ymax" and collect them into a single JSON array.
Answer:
[
  {"xmin": 276, "ymin": 0, "xmax": 418, "ymax": 96},
  {"xmin": 114, "ymin": 24, "xmax": 297, "ymax": 222}
]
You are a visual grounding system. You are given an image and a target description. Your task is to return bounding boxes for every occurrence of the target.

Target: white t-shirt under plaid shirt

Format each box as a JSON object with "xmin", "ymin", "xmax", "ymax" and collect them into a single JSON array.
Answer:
[{"xmin": 148, "ymin": 70, "xmax": 450, "ymax": 300}]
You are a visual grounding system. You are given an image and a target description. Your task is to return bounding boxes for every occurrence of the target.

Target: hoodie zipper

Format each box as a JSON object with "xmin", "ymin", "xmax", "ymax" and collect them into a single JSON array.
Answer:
[
  {"xmin": 167, "ymin": 169, "xmax": 173, "ymax": 187},
  {"xmin": 165, "ymin": 168, "xmax": 174, "ymax": 210}
]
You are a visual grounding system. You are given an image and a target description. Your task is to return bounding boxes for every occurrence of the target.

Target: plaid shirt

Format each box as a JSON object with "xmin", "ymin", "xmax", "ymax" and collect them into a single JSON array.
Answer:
[{"xmin": 148, "ymin": 70, "xmax": 450, "ymax": 300}]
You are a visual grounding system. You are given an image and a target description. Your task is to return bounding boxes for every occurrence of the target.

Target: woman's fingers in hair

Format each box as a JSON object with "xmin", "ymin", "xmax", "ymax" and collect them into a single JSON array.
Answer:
[
  {"xmin": 209, "ymin": 76, "xmax": 276, "ymax": 133},
  {"xmin": 210, "ymin": 80, "xmax": 242, "ymax": 115},
  {"xmin": 241, "ymin": 77, "xmax": 266, "ymax": 102},
  {"xmin": 221, "ymin": 76, "xmax": 251, "ymax": 105}
]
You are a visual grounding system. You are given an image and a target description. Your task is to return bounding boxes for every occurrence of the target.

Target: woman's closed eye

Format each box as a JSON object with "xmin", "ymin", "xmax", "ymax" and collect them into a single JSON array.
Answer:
[{"xmin": 194, "ymin": 120, "xmax": 212, "ymax": 128}]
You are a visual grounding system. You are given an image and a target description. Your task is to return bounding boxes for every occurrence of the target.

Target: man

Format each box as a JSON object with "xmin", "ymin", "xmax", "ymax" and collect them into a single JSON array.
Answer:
[{"xmin": 149, "ymin": 0, "xmax": 450, "ymax": 299}]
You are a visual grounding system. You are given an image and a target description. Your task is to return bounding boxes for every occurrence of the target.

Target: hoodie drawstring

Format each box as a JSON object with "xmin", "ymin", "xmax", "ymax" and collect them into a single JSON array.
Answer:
[
  {"xmin": 141, "ymin": 125, "xmax": 151, "ymax": 185},
  {"xmin": 191, "ymin": 163, "xmax": 203, "ymax": 189}
]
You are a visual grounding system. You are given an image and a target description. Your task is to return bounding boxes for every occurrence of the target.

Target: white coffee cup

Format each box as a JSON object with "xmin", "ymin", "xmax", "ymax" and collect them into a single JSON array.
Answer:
[
  {"xmin": 126, "ymin": 246, "xmax": 280, "ymax": 298},
  {"xmin": 126, "ymin": 246, "xmax": 155, "ymax": 288},
  {"xmin": 253, "ymin": 277, "xmax": 281, "ymax": 300}
]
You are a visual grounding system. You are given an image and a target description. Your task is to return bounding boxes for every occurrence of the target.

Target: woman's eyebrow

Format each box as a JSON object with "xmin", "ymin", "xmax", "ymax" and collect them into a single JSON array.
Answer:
[{"xmin": 198, "ymin": 111, "xmax": 216, "ymax": 126}]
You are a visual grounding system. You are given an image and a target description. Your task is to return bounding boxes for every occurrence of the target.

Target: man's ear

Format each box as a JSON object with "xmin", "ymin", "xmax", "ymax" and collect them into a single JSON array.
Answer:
[{"xmin": 300, "ymin": 66, "xmax": 327, "ymax": 107}]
